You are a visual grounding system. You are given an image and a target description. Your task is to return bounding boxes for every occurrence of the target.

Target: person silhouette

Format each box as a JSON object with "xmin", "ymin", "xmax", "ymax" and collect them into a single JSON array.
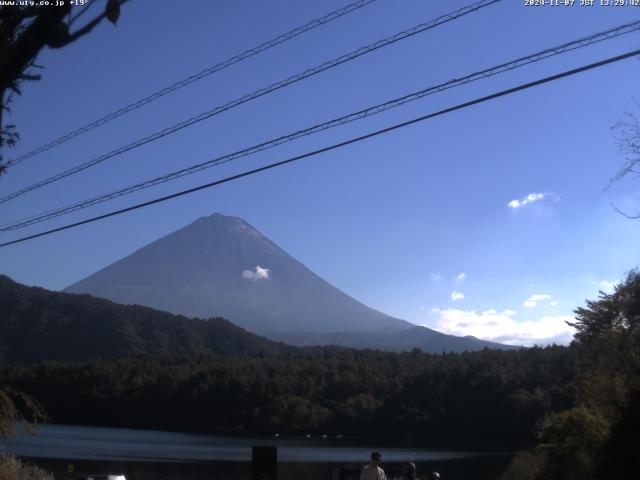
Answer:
[
  {"xmin": 359, "ymin": 451, "xmax": 386, "ymax": 480},
  {"xmin": 399, "ymin": 461, "xmax": 417, "ymax": 480}
]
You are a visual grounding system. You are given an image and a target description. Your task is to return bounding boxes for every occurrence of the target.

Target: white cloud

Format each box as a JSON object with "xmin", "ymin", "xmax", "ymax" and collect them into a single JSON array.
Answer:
[
  {"xmin": 431, "ymin": 273, "xmax": 442, "ymax": 282},
  {"xmin": 242, "ymin": 265, "xmax": 271, "ymax": 281},
  {"xmin": 456, "ymin": 272, "xmax": 467, "ymax": 283},
  {"xmin": 451, "ymin": 291, "xmax": 465, "ymax": 301},
  {"xmin": 502, "ymin": 309, "xmax": 517, "ymax": 316},
  {"xmin": 430, "ymin": 308, "xmax": 575, "ymax": 346},
  {"xmin": 599, "ymin": 280, "xmax": 616, "ymax": 292},
  {"xmin": 548, "ymin": 300, "xmax": 559, "ymax": 307},
  {"xmin": 508, "ymin": 192, "xmax": 557, "ymax": 209},
  {"xmin": 523, "ymin": 294, "xmax": 552, "ymax": 308}
]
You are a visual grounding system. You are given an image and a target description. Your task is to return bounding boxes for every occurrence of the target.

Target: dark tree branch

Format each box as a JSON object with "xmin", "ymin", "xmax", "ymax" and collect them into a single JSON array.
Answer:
[
  {"xmin": 610, "ymin": 202, "xmax": 640, "ymax": 219},
  {"xmin": 0, "ymin": 1, "xmax": 128, "ymax": 91},
  {"xmin": 0, "ymin": 1, "xmax": 128, "ymax": 176},
  {"xmin": 58, "ymin": 0, "xmax": 127, "ymax": 46},
  {"xmin": 0, "ymin": 5, "xmax": 72, "ymax": 93},
  {"xmin": 18, "ymin": 73, "xmax": 42, "ymax": 81},
  {"xmin": 608, "ymin": 111, "xmax": 640, "ymax": 189},
  {"xmin": 68, "ymin": 0, "xmax": 98, "ymax": 28}
]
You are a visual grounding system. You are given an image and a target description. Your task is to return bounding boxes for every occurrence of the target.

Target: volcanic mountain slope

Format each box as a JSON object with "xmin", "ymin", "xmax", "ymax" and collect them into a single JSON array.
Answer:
[{"xmin": 65, "ymin": 213, "xmax": 514, "ymax": 352}]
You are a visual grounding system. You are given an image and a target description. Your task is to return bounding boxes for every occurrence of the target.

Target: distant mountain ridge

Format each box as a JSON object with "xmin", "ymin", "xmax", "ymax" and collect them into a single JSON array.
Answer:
[
  {"xmin": 64, "ymin": 213, "xmax": 514, "ymax": 352},
  {"xmin": 0, "ymin": 275, "xmax": 295, "ymax": 362}
]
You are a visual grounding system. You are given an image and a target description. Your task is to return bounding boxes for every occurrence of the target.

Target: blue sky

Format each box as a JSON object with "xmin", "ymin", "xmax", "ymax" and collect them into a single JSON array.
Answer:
[{"xmin": 1, "ymin": 0, "xmax": 639, "ymax": 345}]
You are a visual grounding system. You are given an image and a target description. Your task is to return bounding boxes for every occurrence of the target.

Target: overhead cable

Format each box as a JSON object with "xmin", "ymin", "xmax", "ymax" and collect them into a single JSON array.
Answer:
[
  {"xmin": 7, "ymin": 0, "xmax": 379, "ymax": 166},
  {"xmin": 0, "ymin": 0, "xmax": 500, "ymax": 204},
  {"xmin": 3, "ymin": 19, "xmax": 638, "ymax": 232},
  {"xmin": 2, "ymin": 47, "xmax": 638, "ymax": 248}
]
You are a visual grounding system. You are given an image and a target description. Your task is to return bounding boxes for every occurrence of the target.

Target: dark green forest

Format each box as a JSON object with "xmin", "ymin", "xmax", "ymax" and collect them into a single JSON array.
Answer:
[
  {"xmin": 0, "ymin": 346, "xmax": 574, "ymax": 448},
  {"xmin": 1, "ymin": 272, "xmax": 639, "ymax": 480}
]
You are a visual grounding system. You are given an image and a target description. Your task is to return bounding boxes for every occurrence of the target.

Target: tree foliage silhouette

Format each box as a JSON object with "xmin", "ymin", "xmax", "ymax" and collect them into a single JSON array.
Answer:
[{"xmin": 0, "ymin": 0, "xmax": 127, "ymax": 175}]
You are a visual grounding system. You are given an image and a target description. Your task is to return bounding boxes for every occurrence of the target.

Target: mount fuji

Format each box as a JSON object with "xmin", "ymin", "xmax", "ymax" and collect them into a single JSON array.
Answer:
[{"xmin": 65, "ymin": 214, "xmax": 512, "ymax": 352}]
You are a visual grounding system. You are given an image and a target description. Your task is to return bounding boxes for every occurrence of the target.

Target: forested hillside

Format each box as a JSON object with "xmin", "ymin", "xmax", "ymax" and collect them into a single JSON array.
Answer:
[{"xmin": 0, "ymin": 275, "xmax": 295, "ymax": 361}]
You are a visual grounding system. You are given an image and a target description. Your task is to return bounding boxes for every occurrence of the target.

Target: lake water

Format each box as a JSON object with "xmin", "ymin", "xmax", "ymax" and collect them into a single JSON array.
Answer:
[{"xmin": 1, "ymin": 424, "xmax": 512, "ymax": 480}]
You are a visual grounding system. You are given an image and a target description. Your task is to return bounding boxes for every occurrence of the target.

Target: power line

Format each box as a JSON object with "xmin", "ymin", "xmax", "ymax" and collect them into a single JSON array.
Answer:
[
  {"xmin": 7, "ymin": 0, "xmax": 379, "ymax": 167},
  {"xmin": 1, "ymin": 47, "xmax": 638, "ymax": 249},
  {"xmin": 3, "ymin": 19, "xmax": 638, "ymax": 232},
  {"xmin": 0, "ymin": 0, "xmax": 500, "ymax": 205}
]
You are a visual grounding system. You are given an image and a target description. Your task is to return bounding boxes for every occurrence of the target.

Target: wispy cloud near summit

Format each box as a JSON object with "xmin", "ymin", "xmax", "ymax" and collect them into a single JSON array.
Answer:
[{"xmin": 242, "ymin": 265, "xmax": 271, "ymax": 281}]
